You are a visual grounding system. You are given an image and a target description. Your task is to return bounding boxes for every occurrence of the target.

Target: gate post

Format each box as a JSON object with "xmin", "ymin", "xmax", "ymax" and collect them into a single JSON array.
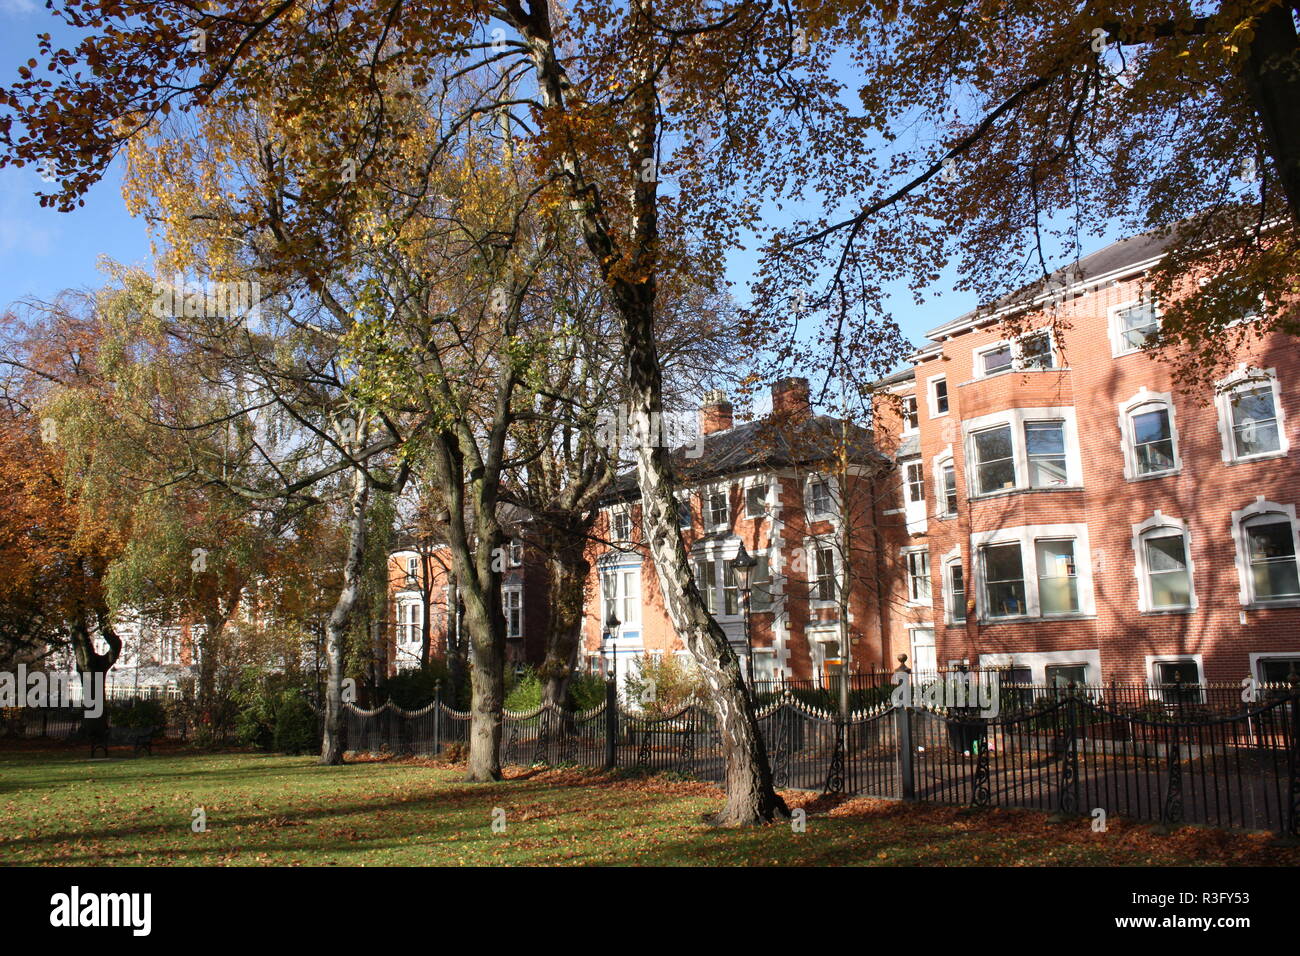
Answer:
[
  {"xmin": 893, "ymin": 659, "xmax": 915, "ymax": 801},
  {"xmin": 433, "ymin": 680, "xmax": 442, "ymax": 755},
  {"xmin": 603, "ymin": 677, "xmax": 618, "ymax": 769},
  {"xmin": 1285, "ymin": 679, "xmax": 1299, "ymax": 838}
]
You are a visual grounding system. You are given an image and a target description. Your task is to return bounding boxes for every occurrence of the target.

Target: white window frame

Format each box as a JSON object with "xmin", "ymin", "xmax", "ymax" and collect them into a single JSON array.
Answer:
[
  {"xmin": 609, "ymin": 505, "xmax": 633, "ymax": 543},
  {"xmin": 904, "ymin": 460, "xmax": 925, "ymax": 506},
  {"xmin": 508, "ymin": 538, "xmax": 523, "ymax": 567},
  {"xmin": 933, "ymin": 449, "xmax": 957, "ymax": 518},
  {"xmin": 908, "ymin": 625, "xmax": 937, "ymax": 674},
  {"xmin": 692, "ymin": 540, "xmax": 744, "ymax": 620},
  {"xmin": 503, "ymin": 585, "xmax": 524, "ymax": 638},
  {"xmin": 1215, "ymin": 365, "xmax": 1289, "ymax": 465},
  {"xmin": 397, "ymin": 599, "xmax": 423, "ymax": 646},
  {"xmin": 902, "ymin": 546, "xmax": 931, "ymax": 606},
  {"xmin": 744, "ymin": 478, "xmax": 771, "ymax": 519},
  {"xmin": 705, "ymin": 484, "xmax": 731, "ymax": 531},
  {"xmin": 1130, "ymin": 512, "xmax": 1198, "ymax": 613},
  {"xmin": 901, "ymin": 393, "xmax": 919, "ymax": 435},
  {"xmin": 1231, "ymin": 497, "xmax": 1300, "ymax": 608},
  {"xmin": 1144, "ymin": 654, "xmax": 1205, "ymax": 702},
  {"xmin": 971, "ymin": 523, "xmax": 1095, "ymax": 621},
  {"xmin": 600, "ymin": 561, "xmax": 642, "ymax": 631},
  {"xmin": 962, "ymin": 407, "xmax": 1082, "ymax": 499},
  {"xmin": 1117, "ymin": 388, "xmax": 1182, "ymax": 481},
  {"xmin": 805, "ymin": 473, "xmax": 837, "ymax": 519},
  {"xmin": 927, "ymin": 374, "xmax": 949, "ymax": 418},
  {"xmin": 1108, "ymin": 298, "xmax": 1162, "ymax": 357},
  {"xmin": 972, "ymin": 328, "xmax": 1060, "ymax": 379},
  {"xmin": 980, "ymin": 650, "xmax": 1102, "ymax": 686},
  {"xmin": 1249, "ymin": 653, "xmax": 1300, "ymax": 686},
  {"xmin": 940, "ymin": 546, "xmax": 965, "ymax": 626},
  {"xmin": 804, "ymin": 537, "xmax": 840, "ymax": 608}
]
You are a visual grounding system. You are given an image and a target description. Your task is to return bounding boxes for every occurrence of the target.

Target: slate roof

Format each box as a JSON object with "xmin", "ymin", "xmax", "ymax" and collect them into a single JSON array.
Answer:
[
  {"xmin": 928, "ymin": 224, "xmax": 1182, "ymax": 338},
  {"xmin": 606, "ymin": 413, "xmax": 886, "ymax": 501}
]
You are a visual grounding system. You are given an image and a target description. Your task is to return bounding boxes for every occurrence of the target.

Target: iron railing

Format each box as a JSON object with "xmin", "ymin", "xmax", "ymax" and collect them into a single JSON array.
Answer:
[{"xmin": 335, "ymin": 678, "xmax": 1300, "ymax": 837}]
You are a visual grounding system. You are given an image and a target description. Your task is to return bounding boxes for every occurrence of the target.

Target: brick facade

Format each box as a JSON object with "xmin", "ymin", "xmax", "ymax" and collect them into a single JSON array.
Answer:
[
  {"xmin": 874, "ymin": 232, "xmax": 1300, "ymax": 685},
  {"xmin": 581, "ymin": 379, "xmax": 900, "ymax": 685}
]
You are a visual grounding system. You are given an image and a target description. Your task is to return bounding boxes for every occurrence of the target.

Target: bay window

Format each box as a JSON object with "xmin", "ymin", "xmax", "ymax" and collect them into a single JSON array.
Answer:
[
  {"xmin": 1025, "ymin": 421, "xmax": 1067, "ymax": 487},
  {"xmin": 965, "ymin": 408, "xmax": 1080, "ymax": 497},
  {"xmin": 1035, "ymin": 539, "xmax": 1079, "ymax": 614},
  {"xmin": 974, "ymin": 524, "xmax": 1094, "ymax": 620},
  {"xmin": 602, "ymin": 564, "xmax": 641, "ymax": 627},
  {"xmin": 982, "ymin": 543, "xmax": 1026, "ymax": 618},
  {"xmin": 973, "ymin": 425, "xmax": 1015, "ymax": 493},
  {"xmin": 905, "ymin": 461, "xmax": 925, "ymax": 504}
]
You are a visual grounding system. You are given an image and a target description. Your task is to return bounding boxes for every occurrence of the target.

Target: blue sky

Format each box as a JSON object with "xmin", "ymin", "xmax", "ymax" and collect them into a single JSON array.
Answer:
[{"xmin": 0, "ymin": 4, "xmax": 1120, "ymax": 360}]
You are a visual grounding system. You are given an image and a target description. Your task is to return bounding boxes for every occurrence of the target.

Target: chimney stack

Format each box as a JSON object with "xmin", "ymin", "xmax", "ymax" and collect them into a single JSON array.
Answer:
[
  {"xmin": 700, "ymin": 389, "xmax": 733, "ymax": 435},
  {"xmin": 771, "ymin": 377, "xmax": 811, "ymax": 419}
]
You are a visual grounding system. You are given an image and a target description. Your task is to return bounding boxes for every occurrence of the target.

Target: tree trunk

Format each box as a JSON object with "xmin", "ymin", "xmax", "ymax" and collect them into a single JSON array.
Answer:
[
  {"xmin": 71, "ymin": 601, "xmax": 120, "ymax": 738},
  {"xmin": 623, "ymin": 328, "xmax": 789, "ymax": 825},
  {"xmin": 461, "ymin": 577, "xmax": 504, "ymax": 782},
  {"xmin": 540, "ymin": 542, "xmax": 589, "ymax": 708},
  {"xmin": 1242, "ymin": 2, "xmax": 1300, "ymax": 223},
  {"xmin": 511, "ymin": 0, "xmax": 786, "ymax": 824},
  {"xmin": 447, "ymin": 579, "xmax": 468, "ymax": 705},
  {"xmin": 320, "ymin": 465, "xmax": 370, "ymax": 765}
]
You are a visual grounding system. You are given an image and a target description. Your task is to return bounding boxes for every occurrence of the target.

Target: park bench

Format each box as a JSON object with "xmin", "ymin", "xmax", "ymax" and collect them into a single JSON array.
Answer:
[{"xmin": 87, "ymin": 724, "xmax": 159, "ymax": 758}]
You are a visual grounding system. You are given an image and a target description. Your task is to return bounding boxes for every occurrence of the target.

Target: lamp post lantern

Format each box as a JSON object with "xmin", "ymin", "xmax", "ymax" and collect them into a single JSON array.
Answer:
[{"xmin": 731, "ymin": 543, "xmax": 758, "ymax": 687}]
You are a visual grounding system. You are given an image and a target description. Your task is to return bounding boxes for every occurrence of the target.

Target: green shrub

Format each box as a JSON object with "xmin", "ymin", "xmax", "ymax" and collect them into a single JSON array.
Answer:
[
  {"xmin": 231, "ymin": 668, "xmax": 298, "ymax": 749},
  {"xmin": 272, "ymin": 690, "xmax": 318, "ymax": 754},
  {"xmin": 504, "ymin": 666, "xmax": 542, "ymax": 712},
  {"xmin": 110, "ymin": 697, "xmax": 167, "ymax": 730},
  {"xmin": 384, "ymin": 660, "xmax": 452, "ymax": 709},
  {"xmin": 624, "ymin": 653, "xmax": 707, "ymax": 716},
  {"xmin": 567, "ymin": 671, "xmax": 608, "ymax": 711}
]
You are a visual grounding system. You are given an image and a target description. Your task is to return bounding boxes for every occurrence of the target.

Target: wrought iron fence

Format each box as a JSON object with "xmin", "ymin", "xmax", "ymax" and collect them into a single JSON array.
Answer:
[{"xmin": 337, "ymin": 677, "xmax": 1300, "ymax": 837}]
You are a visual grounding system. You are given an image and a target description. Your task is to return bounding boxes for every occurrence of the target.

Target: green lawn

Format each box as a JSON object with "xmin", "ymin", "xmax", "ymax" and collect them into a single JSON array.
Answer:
[{"xmin": 0, "ymin": 744, "xmax": 1295, "ymax": 866}]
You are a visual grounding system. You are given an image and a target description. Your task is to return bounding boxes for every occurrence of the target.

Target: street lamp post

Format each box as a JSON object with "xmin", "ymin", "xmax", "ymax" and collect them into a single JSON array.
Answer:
[
  {"xmin": 731, "ymin": 543, "xmax": 758, "ymax": 688},
  {"xmin": 603, "ymin": 607, "xmax": 620, "ymax": 684}
]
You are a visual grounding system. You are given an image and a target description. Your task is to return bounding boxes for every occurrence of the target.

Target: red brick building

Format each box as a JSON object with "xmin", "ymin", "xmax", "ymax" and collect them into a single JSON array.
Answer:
[
  {"xmin": 383, "ymin": 507, "xmax": 550, "ymax": 677},
  {"xmin": 874, "ymin": 228, "xmax": 1300, "ymax": 686},
  {"xmin": 581, "ymin": 378, "xmax": 899, "ymax": 686}
]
